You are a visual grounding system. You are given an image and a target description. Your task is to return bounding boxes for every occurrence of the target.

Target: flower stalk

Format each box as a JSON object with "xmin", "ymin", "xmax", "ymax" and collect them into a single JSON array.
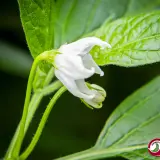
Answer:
[
  {"xmin": 19, "ymin": 86, "xmax": 66, "ymax": 160},
  {"xmin": 5, "ymin": 50, "xmax": 59, "ymax": 159}
]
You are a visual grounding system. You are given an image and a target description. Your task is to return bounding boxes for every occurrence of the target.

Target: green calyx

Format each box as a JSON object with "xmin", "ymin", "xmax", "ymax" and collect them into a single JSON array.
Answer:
[{"xmin": 37, "ymin": 49, "xmax": 60, "ymax": 66}]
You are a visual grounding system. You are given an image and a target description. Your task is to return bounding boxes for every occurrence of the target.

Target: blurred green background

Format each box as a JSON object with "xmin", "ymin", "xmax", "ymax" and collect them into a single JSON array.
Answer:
[{"xmin": 0, "ymin": 0, "xmax": 160, "ymax": 160}]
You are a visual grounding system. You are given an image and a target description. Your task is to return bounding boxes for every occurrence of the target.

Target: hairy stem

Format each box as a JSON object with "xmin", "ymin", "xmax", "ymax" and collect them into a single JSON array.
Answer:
[
  {"xmin": 5, "ymin": 93, "xmax": 42, "ymax": 160},
  {"xmin": 5, "ymin": 81, "xmax": 62, "ymax": 159},
  {"xmin": 20, "ymin": 86, "xmax": 66, "ymax": 160},
  {"xmin": 5, "ymin": 50, "xmax": 59, "ymax": 159},
  {"xmin": 6, "ymin": 57, "xmax": 41, "ymax": 159}
]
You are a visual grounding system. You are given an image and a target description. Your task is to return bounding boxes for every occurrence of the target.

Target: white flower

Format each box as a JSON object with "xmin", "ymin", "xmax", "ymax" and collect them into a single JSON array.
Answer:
[{"xmin": 54, "ymin": 37, "xmax": 111, "ymax": 108}]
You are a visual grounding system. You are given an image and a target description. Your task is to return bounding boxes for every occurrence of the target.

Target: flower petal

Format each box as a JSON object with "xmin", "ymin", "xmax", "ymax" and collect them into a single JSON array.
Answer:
[
  {"xmin": 78, "ymin": 37, "xmax": 111, "ymax": 51},
  {"xmin": 58, "ymin": 37, "xmax": 111, "ymax": 56},
  {"xmin": 82, "ymin": 54, "xmax": 104, "ymax": 76},
  {"xmin": 55, "ymin": 54, "xmax": 95, "ymax": 79},
  {"xmin": 55, "ymin": 70, "xmax": 94, "ymax": 99},
  {"xmin": 76, "ymin": 79, "xmax": 94, "ymax": 95}
]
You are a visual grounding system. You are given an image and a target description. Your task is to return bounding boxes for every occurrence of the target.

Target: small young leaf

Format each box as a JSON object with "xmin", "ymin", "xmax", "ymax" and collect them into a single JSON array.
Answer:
[
  {"xmin": 91, "ymin": 11, "xmax": 160, "ymax": 67},
  {"xmin": 95, "ymin": 76, "xmax": 160, "ymax": 159}
]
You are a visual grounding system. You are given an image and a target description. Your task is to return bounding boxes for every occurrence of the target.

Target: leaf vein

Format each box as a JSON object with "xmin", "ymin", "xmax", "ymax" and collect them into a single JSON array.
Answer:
[
  {"xmin": 110, "ymin": 113, "xmax": 160, "ymax": 148},
  {"xmin": 113, "ymin": 12, "xmax": 158, "ymax": 47},
  {"xmin": 101, "ymin": 87, "xmax": 160, "ymax": 147}
]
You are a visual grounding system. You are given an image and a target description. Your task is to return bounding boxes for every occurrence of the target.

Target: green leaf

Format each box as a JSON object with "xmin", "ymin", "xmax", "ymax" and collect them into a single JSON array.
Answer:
[
  {"xmin": 53, "ymin": 0, "xmax": 132, "ymax": 48},
  {"xmin": 91, "ymin": 11, "xmax": 160, "ymax": 67},
  {"xmin": 124, "ymin": 0, "xmax": 160, "ymax": 16},
  {"xmin": 94, "ymin": 76, "xmax": 160, "ymax": 159},
  {"xmin": 53, "ymin": 0, "xmax": 160, "ymax": 48},
  {"xmin": 55, "ymin": 77, "xmax": 160, "ymax": 160},
  {"xmin": 0, "ymin": 41, "xmax": 32, "ymax": 77},
  {"xmin": 18, "ymin": 0, "xmax": 56, "ymax": 58},
  {"xmin": 122, "ymin": 148, "xmax": 157, "ymax": 160},
  {"xmin": 18, "ymin": 0, "xmax": 160, "ymax": 58}
]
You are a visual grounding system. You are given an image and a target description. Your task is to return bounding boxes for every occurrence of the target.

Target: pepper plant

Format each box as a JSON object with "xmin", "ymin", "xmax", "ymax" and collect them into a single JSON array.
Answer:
[{"xmin": 2, "ymin": 0, "xmax": 160, "ymax": 160}]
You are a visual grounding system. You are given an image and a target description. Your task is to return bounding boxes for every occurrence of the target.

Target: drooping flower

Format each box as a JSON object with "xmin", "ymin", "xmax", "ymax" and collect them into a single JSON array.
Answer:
[{"xmin": 54, "ymin": 37, "xmax": 111, "ymax": 108}]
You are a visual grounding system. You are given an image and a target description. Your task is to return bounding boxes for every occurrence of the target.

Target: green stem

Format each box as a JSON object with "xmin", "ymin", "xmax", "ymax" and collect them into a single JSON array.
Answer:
[
  {"xmin": 5, "ymin": 81, "xmax": 62, "ymax": 159},
  {"xmin": 20, "ymin": 86, "xmax": 66, "ymax": 160},
  {"xmin": 43, "ymin": 67, "xmax": 55, "ymax": 87},
  {"xmin": 5, "ymin": 93, "xmax": 42, "ymax": 160},
  {"xmin": 5, "ymin": 55, "xmax": 42, "ymax": 159},
  {"xmin": 55, "ymin": 145, "xmax": 147, "ymax": 160},
  {"xmin": 41, "ymin": 81, "xmax": 62, "ymax": 96},
  {"xmin": 25, "ymin": 81, "xmax": 62, "ymax": 132},
  {"xmin": 5, "ymin": 50, "xmax": 58, "ymax": 159},
  {"xmin": 12, "ymin": 57, "xmax": 40, "ymax": 158}
]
